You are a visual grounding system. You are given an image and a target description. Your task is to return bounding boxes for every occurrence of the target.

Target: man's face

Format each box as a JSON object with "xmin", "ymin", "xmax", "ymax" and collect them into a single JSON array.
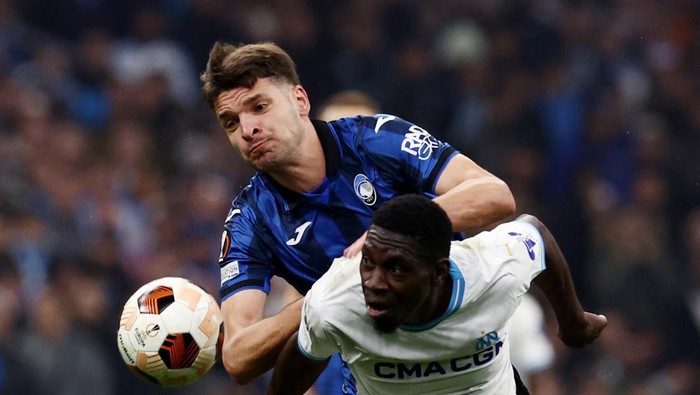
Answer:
[
  {"xmin": 213, "ymin": 78, "xmax": 309, "ymax": 172},
  {"xmin": 360, "ymin": 225, "xmax": 436, "ymax": 333}
]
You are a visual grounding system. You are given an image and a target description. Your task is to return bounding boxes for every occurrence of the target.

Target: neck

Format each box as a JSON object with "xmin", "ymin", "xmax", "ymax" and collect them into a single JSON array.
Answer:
[
  {"xmin": 406, "ymin": 275, "xmax": 454, "ymax": 325},
  {"xmin": 269, "ymin": 119, "xmax": 326, "ymax": 193},
  {"xmin": 430, "ymin": 275, "xmax": 454, "ymax": 321}
]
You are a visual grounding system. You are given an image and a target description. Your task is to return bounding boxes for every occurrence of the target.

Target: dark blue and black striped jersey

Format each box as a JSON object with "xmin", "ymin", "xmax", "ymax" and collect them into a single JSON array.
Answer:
[{"xmin": 218, "ymin": 115, "xmax": 458, "ymax": 301}]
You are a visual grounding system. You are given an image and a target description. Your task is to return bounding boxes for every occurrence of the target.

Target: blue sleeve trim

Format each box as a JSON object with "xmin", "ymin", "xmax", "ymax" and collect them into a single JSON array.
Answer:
[{"xmin": 427, "ymin": 148, "xmax": 458, "ymax": 193}]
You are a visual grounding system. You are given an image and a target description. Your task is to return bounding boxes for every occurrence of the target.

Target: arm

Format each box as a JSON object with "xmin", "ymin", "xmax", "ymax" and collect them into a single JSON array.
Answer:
[
  {"xmin": 344, "ymin": 153, "xmax": 515, "ymax": 258},
  {"xmin": 518, "ymin": 214, "xmax": 607, "ymax": 347},
  {"xmin": 267, "ymin": 333, "xmax": 330, "ymax": 395},
  {"xmin": 220, "ymin": 289, "xmax": 303, "ymax": 384},
  {"xmin": 433, "ymin": 154, "xmax": 516, "ymax": 233}
]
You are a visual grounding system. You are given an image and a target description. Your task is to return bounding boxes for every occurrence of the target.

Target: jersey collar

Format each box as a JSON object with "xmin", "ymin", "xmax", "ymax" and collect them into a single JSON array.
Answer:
[{"xmin": 312, "ymin": 119, "xmax": 342, "ymax": 175}]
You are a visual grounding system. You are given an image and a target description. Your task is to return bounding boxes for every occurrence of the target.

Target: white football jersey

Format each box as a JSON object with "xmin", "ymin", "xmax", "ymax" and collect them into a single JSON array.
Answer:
[
  {"xmin": 509, "ymin": 292, "xmax": 555, "ymax": 382},
  {"xmin": 297, "ymin": 220, "xmax": 546, "ymax": 394}
]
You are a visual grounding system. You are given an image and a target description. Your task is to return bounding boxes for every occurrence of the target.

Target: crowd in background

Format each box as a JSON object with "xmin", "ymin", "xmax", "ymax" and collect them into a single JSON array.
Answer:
[{"xmin": 1, "ymin": 0, "xmax": 699, "ymax": 394}]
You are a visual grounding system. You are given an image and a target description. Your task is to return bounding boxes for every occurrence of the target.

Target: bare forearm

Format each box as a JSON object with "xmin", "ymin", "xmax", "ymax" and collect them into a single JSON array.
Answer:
[
  {"xmin": 524, "ymin": 215, "xmax": 585, "ymax": 325},
  {"xmin": 434, "ymin": 178, "xmax": 515, "ymax": 233},
  {"xmin": 267, "ymin": 333, "xmax": 329, "ymax": 395},
  {"xmin": 533, "ymin": 243, "xmax": 585, "ymax": 326},
  {"xmin": 224, "ymin": 298, "xmax": 303, "ymax": 384},
  {"xmin": 520, "ymin": 215, "xmax": 606, "ymax": 348}
]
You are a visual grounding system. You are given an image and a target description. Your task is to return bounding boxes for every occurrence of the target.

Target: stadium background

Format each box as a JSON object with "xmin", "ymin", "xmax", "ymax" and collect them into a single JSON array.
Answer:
[{"xmin": 1, "ymin": 0, "xmax": 699, "ymax": 393}]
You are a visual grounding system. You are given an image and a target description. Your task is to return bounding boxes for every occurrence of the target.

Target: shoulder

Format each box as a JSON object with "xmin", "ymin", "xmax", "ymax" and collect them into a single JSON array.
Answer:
[
  {"xmin": 330, "ymin": 114, "xmax": 451, "ymax": 160},
  {"xmin": 451, "ymin": 220, "xmax": 545, "ymax": 268},
  {"xmin": 305, "ymin": 255, "xmax": 363, "ymax": 315},
  {"xmin": 230, "ymin": 175, "xmax": 262, "ymax": 206},
  {"xmin": 473, "ymin": 220, "xmax": 544, "ymax": 248},
  {"xmin": 226, "ymin": 175, "xmax": 275, "ymax": 224},
  {"xmin": 309, "ymin": 255, "xmax": 361, "ymax": 298},
  {"xmin": 328, "ymin": 114, "xmax": 420, "ymax": 139}
]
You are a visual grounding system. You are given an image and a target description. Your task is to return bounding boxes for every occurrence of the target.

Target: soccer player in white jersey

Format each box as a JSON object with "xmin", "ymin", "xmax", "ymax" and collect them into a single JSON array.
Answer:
[{"xmin": 267, "ymin": 194, "xmax": 607, "ymax": 394}]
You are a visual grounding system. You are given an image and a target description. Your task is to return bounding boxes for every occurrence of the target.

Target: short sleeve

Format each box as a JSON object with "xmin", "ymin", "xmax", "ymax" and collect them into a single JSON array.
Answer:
[
  {"xmin": 492, "ymin": 221, "xmax": 546, "ymax": 285},
  {"xmin": 357, "ymin": 115, "xmax": 458, "ymax": 194},
  {"xmin": 297, "ymin": 288, "xmax": 339, "ymax": 360},
  {"xmin": 218, "ymin": 205, "xmax": 275, "ymax": 302}
]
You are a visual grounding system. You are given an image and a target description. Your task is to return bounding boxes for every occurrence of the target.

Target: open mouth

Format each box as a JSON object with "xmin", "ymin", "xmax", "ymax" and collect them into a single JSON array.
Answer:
[{"xmin": 366, "ymin": 301, "xmax": 389, "ymax": 318}]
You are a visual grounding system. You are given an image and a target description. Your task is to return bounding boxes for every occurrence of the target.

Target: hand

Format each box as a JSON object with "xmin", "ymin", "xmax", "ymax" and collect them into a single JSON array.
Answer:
[
  {"xmin": 557, "ymin": 311, "xmax": 607, "ymax": 348},
  {"xmin": 343, "ymin": 232, "xmax": 367, "ymax": 258}
]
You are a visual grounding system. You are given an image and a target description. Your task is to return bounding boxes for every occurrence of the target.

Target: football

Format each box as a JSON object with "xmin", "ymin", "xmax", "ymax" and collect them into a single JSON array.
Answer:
[{"xmin": 117, "ymin": 277, "xmax": 223, "ymax": 387}]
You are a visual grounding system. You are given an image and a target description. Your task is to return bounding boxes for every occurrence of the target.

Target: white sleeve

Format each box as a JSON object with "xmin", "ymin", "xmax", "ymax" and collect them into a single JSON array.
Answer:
[
  {"xmin": 493, "ymin": 220, "xmax": 546, "ymax": 285},
  {"xmin": 296, "ymin": 286, "xmax": 338, "ymax": 360}
]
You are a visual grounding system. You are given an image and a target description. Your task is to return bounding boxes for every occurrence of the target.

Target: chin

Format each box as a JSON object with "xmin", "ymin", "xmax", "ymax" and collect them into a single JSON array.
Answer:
[{"xmin": 372, "ymin": 317, "xmax": 399, "ymax": 334}]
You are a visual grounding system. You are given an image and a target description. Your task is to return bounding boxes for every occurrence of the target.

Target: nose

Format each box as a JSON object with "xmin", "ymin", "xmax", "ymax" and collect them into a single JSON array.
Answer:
[
  {"xmin": 239, "ymin": 115, "xmax": 259, "ymax": 140},
  {"xmin": 363, "ymin": 268, "xmax": 388, "ymax": 292}
]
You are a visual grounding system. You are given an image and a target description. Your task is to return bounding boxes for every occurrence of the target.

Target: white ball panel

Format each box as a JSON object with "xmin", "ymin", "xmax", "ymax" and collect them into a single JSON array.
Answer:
[
  {"xmin": 129, "ymin": 313, "xmax": 168, "ymax": 352},
  {"xmin": 190, "ymin": 300, "xmax": 223, "ymax": 348},
  {"xmin": 117, "ymin": 329, "xmax": 138, "ymax": 367},
  {"xmin": 159, "ymin": 302, "xmax": 195, "ymax": 333}
]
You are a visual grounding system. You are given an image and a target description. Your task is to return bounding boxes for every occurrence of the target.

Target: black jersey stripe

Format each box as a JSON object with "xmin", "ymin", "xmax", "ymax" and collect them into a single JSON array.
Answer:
[
  {"xmin": 220, "ymin": 279, "xmax": 265, "ymax": 298},
  {"xmin": 425, "ymin": 147, "xmax": 457, "ymax": 192}
]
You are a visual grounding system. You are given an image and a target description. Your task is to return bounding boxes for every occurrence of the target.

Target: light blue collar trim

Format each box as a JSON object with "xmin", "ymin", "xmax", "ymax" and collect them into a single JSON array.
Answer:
[{"xmin": 400, "ymin": 259, "xmax": 466, "ymax": 332}]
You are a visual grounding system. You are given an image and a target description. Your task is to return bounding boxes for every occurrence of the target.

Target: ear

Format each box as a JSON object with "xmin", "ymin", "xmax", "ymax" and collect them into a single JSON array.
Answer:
[
  {"xmin": 292, "ymin": 85, "xmax": 311, "ymax": 117},
  {"xmin": 432, "ymin": 258, "xmax": 451, "ymax": 286}
]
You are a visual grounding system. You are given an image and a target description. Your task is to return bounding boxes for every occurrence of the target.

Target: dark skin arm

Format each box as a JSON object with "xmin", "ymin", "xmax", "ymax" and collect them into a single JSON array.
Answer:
[
  {"xmin": 518, "ymin": 214, "xmax": 607, "ymax": 347},
  {"xmin": 266, "ymin": 332, "xmax": 330, "ymax": 395}
]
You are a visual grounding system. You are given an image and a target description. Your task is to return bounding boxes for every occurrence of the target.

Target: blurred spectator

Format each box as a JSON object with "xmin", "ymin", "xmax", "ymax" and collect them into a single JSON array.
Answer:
[
  {"xmin": 174, "ymin": 0, "xmax": 242, "ymax": 72},
  {"xmin": 326, "ymin": 0, "xmax": 392, "ymax": 100},
  {"xmin": 682, "ymin": 207, "xmax": 700, "ymax": 354},
  {"xmin": 110, "ymin": 4, "xmax": 199, "ymax": 108},
  {"xmin": 0, "ymin": 0, "xmax": 34, "ymax": 74},
  {"xmin": 17, "ymin": 280, "xmax": 116, "ymax": 395},
  {"xmin": 0, "ymin": 253, "xmax": 32, "ymax": 395},
  {"xmin": 384, "ymin": 38, "xmax": 452, "ymax": 133},
  {"xmin": 71, "ymin": 28, "xmax": 115, "ymax": 130},
  {"xmin": 315, "ymin": 89, "xmax": 380, "ymax": 121},
  {"xmin": 0, "ymin": 0, "xmax": 698, "ymax": 393}
]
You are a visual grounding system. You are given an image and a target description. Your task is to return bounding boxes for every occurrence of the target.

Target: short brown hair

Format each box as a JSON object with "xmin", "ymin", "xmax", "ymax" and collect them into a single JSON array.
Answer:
[{"xmin": 200, "ymin": 42, "xmax": 301, "ymax": 109}]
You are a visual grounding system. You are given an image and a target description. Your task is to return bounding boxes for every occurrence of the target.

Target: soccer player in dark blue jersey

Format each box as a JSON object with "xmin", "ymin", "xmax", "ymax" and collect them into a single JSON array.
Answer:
[{"xmin": 200, "ymin": 42, "xmax": 516, "ymax": 392}]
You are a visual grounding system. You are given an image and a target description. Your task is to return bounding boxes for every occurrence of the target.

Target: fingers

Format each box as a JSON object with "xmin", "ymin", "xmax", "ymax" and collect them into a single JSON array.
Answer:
[
  {"xmin": 557, "ymin": 312, "xmax": 608, "ymax": 348},
  {"xmin": 597, "ymin": 314, "xmax": 608, "ymax": 326},
  {"xmin": 343, "ymin": 233, "xmax": 367, "ymax": 258},
  {"xmin": 342, "ymin": 242, "xmax": 361, "ymax": 258},
  {"xmin": 590, "ymin": 314, "xmax": 608, "ymax": 338}
]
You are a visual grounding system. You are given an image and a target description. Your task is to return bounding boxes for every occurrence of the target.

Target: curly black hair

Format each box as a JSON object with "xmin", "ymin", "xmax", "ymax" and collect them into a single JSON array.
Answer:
[{"xmin": 370, "ymin": 194, "xmax": 452, "ymax": 264}]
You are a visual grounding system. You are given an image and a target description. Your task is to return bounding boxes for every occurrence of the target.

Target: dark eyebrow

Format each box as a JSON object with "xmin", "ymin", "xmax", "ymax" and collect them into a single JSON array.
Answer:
[
  {"xmin": 217, "ymin": 110, "xmax": 234, "ymax": 121},
  {"xmin": 217, "ymin": 94, "xmax": 266, "ymax": 120},
  {"xmin": 242, "ymin": 93, "xmax": 264, "ymax": 106}
]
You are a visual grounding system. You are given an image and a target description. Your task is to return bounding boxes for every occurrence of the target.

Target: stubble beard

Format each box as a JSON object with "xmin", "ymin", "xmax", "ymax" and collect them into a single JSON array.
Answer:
[{"xmin": 252, "ymin": 143, "xmax": 298, "ymax": 174}]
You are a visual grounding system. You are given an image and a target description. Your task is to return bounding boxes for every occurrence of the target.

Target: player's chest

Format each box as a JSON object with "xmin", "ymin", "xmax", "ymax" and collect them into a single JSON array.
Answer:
[{"xmin": 348, "ymin": 326, "xmax": 509, "ymax": 387}]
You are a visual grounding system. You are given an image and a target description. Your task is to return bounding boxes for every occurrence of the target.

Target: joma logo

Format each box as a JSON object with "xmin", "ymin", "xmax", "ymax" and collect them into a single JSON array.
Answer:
[{"xmin": 287, "ymin": 221, "xmax": 312, "ymax": 246}]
